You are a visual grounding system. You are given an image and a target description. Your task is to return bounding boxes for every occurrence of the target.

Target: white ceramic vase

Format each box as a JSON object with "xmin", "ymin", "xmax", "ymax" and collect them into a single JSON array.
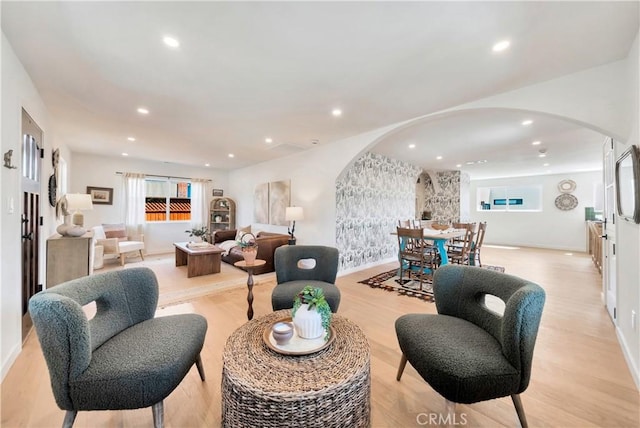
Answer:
[{"xmin": 292, "ymin": 304, "xmax": 324, "ymax": 339}]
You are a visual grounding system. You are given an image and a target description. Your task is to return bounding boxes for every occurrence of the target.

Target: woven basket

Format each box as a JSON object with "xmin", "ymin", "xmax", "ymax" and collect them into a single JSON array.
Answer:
[{"xmin": 221, "ymin": 310, "xmax": 371, "ymax": 428}]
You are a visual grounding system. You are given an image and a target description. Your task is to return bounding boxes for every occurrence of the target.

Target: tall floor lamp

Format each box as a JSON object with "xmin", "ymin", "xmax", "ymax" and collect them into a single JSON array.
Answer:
[{"xmin": 285, "ymin": 206, "xmax": 304, "ymax": 245}]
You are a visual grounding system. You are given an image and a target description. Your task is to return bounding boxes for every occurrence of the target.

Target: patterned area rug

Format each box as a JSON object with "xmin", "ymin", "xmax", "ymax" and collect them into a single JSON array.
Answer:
[{"xmin": 358, "ymin": 265, "xmax": 505, "ymax": 303}]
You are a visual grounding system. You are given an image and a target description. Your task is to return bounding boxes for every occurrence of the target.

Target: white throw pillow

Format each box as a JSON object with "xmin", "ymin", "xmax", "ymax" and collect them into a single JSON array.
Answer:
[{"xmin": 235, "ymin": 225, "xmax": 251, "ymax": 241}]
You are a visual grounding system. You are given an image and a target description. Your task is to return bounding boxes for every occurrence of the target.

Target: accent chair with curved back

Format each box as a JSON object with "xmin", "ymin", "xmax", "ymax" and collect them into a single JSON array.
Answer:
[
  {"xmin": 395, "ymin": 264, "xmax": 545, "ymax": 427},
  {"xmin": 28, "ymin": 267, "xmax": 207, "ymax": 428},
  {"xmin": 271, "ymin": 245, "xmax": 341, "ymax": 313}
]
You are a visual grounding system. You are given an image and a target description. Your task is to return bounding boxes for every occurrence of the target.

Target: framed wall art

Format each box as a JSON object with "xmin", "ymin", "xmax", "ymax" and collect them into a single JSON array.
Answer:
[
  {"xmin": 269, "ymin": 180, "xmax": 291, "ymax": 226},
  {"xmin": 87, "ymin": 186, "xmax": 113, "ymax": 205},
  {"xmin": 254, "ymin": 182, "xmax": 269, "ymax": 224}
]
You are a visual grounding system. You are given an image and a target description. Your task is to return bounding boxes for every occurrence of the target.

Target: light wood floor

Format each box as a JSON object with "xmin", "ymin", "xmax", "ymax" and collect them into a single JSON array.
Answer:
[{"xmin": 2, "ymin": 246, "xmax": 639, "ymax": 427}]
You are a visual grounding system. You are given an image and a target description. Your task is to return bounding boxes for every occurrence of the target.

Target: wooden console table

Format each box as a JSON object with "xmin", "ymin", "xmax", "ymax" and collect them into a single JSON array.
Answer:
[{"xmin": 174, "ymin": 242, "xmax": 224, "ymax": 278}]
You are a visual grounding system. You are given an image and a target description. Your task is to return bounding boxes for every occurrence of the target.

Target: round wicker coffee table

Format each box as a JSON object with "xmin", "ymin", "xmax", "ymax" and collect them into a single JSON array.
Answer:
[{"xmin": 221, "ymin": 309, "xmax": 371, "ymax": 428}]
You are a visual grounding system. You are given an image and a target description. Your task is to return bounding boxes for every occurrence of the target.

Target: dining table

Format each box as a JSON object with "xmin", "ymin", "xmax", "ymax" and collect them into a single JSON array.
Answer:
[{"xmin": 392, "ymin": 228, "xmax": 467, "ymax": 267}]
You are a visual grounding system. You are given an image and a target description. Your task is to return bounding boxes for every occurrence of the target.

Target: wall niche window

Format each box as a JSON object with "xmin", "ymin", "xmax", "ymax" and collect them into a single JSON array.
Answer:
[{"xmin": 477, "ymin": 185, "xmax": 542, "ymax": 212}]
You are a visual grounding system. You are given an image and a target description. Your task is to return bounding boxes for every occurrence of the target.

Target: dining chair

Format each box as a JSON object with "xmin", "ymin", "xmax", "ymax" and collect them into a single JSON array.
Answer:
[
  {"xmin": 397, "ymin": 227, "xmax": 438, "ymax": 289},
  {"xmin": 472, "ymin": 222, "xmax": 487, "ymax": 267},
  {"xmin": 398, "ymin": 219, "xmax": 413, "ymax": 228},
  {"xmin": 447, "ymin": 223, "xmax": 475, "ymax": 265}
]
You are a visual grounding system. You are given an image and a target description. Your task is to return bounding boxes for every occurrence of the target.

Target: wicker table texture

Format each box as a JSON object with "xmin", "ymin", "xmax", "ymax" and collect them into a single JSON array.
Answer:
[{"xmin": 221, "ymin": 309, "xmax": 371, "ymax": 428}]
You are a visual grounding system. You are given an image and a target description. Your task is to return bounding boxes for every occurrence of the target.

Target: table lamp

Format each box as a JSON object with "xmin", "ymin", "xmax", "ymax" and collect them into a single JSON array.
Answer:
[
  {"xmin": 65, "ymin": 193, "xmax": 93, "ymax": 227},
  {"xmin": 285, "ymin": 206, "xmax": 304, "ymax": 245}
]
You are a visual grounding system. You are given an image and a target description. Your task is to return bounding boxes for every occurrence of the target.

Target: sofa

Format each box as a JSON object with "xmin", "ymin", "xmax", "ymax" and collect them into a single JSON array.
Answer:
[{"xmin": 213, "ymin": 229, "xmax": 290, "ymax": 274}]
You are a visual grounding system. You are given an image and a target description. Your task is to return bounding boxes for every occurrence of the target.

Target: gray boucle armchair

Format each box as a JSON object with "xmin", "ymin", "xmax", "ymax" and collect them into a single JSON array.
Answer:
[
  {"xmin": 271, "ymin": 245, "xmax": 341, "ymax": 312},
  {"xmin": 395, "ymin": 264, "xmax": 545, "ymax": 428},
  {"xmin": 28, "ymin": 267, "xmax": 207, "ymax": 428}
]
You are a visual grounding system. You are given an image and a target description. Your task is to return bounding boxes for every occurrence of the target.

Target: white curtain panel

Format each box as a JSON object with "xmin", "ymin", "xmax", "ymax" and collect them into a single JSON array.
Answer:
[
  {"xmin": 190, "ymin": 179, "xmax": 209, "ymax": 229},
  {"xmin": 122, "ymin": 172, "xmax": 146, "ymax": 236}
]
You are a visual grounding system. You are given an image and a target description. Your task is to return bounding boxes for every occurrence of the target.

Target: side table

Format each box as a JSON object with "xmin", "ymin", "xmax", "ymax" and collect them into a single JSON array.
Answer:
[
  {"xmin": 222, "ymin": 310, "xmax": 371, "ymax": 427},
  {"xmin": 233, "ymin": 259, "xmax": 266, "ymax": 320}
]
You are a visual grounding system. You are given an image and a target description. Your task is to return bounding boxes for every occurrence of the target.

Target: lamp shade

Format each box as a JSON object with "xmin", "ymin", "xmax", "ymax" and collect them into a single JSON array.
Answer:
[
  {"xmin": 65, "ymin": 194, "xmax": 93, "ymax": 211},
  {"xmin": 285, "ymin": 206, "xmax": 304, "ymax": 221}
]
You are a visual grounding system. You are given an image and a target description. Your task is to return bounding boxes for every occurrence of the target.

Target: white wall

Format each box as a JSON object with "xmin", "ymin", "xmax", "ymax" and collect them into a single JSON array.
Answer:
[
  {"xmin": 70, "ymin": 153, "xmax": 229, "ymax": 254},
  {"xmin": 470, "ymin": 171, "xmax": 602, "ymax": 251},
  {"xmin": 227, "ymin": 125, "xmax": 401, "ymax": 247},
  {"xmin": 1, "ymin": 33, "xmax": 53, "ymax": 380},
  {"xmin": 613, "ymin": 30, "xmax": 640, "ymax": 388}
]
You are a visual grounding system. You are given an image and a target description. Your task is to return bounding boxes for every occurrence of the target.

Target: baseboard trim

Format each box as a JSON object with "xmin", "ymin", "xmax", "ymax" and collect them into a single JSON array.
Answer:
[
  {"xmin": 616, "ymin": 326, "xmax": 640, "ymax": 391},
  {"xmin": 1, "ymin": 342, "xmax": 21, "ymax": 383},
  {"xmin": 338, "ymin": 257, "xmax": 397, "ymax": 277}
]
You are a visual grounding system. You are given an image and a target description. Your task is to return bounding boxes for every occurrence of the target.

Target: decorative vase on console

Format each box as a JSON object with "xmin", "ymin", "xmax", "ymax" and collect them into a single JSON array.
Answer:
[
  {"xmin": 292, "ymin": 286, "xmax": 332, "ymax": 340},
  {"xmin": 56, "ymin": 215, "xmax": 86, "ymax": 237}
]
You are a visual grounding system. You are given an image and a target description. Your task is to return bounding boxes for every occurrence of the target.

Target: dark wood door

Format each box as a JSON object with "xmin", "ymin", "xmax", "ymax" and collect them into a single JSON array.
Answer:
[{"xmin": 21, "ymin": 110, "xmax": 43, "ymax": 341}]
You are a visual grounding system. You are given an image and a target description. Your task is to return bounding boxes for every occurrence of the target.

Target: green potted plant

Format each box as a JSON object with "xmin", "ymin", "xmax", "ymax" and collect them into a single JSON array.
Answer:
[
  {"xmin": 292, "ymin": 286, "xmax": 332, "ymax": 340},
  {"xmin": 185, "ymin": 226, "xmax": 209, "ymax": 243}
]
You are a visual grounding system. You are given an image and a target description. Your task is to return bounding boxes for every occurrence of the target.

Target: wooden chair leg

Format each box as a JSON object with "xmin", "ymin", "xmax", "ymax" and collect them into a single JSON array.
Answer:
[
  {"xmin": 62, "ymin": 410, "xmax": 77, "ymax": 428},
  {"xmin": 120, "ymin": 254, "xmax": 125, "ymax": 266},
  {"xmin": 511, "ymin": 394, "xmax": 528, "ymax": 428},
  {"xmin": 396, "ymin": 353, "xmax": 408, "ymax": 381},
  {"xmin": 152, "ymin": 401, "xmax": 164, "ymax": 428},
  {"xmin": 139, "ymin": 250, "xmax": 145, "ymax": 261},
  {"xmin": 195, "ymin": 354, "xmax": 206, "ymax": 381}
]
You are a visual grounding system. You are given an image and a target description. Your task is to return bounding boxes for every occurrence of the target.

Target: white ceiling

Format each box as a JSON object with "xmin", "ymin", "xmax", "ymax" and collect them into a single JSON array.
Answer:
[{"xmin": 2, "ymin": 1, "xmax": 638, "ymax": 179}]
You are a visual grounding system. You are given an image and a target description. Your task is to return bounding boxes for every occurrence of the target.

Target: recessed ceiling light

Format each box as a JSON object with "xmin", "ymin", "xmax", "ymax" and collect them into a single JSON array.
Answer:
[
  {"xmin": 436, "ymin": 156, "xmax": 443, "ymax": 160},
  {"xmin": 532, "ymin": 140, "xmax": 541, "ymax": 145},
  {"xmin": 522, "ymin": 120, "xmax": 533, "ymax": 126},
  {"xmin": 465, "ymin": 161, "xmax": 475, "ymax": 165},
  {"xmin": 137, "ymin": 107, "xmax": 149, "ymax": 114},
  {"xmin": 127, "ymin": 137, "xmax": 136, "ymax": 141},
  {"xmin": 538, "ymin": 153, "xmax": 547, "ymax": 158},
  {"xmin": 265, "ymin": 137, "xmax": 273, "ymax": 144},
  {"xmin": 205, "ymin": 163, "xmax": 210, "ymax": 167},
  {"xmin": 122, "ymin": 152, "xmax": 129, "ymax": 156},
  {"xmin": 456, "ymin": 164, "xmax": 462, "ymax": 168},
  {"xmin": 163, "ymin": 36, "xmax": 180, "ymax": 48},
  {"xmin": 331, "ymin": 108, "xmax": 342, "ymax": 117},
  {"xmin": 228, "ymin": 153, "xmax": 234, "ymax": 158},
  {"xmin": 492, "ymin": 40, "xmax": 511, "ymax": 52},
  {"xmin": 543, "ymin": 163, "xmax": 550, "ymax": 167},
  {"xmin": 408, "ymin": 144, "xmax": 416, "ymax": 149}
]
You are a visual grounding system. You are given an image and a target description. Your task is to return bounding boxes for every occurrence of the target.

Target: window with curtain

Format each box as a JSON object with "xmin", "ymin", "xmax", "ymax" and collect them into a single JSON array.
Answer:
[
  {"xmin": 144, "ymin": 178, "xmax": 192, "ymax": 222},
  {"xmin": 189, "ymin": 179, "xmax": 209, "ymax": 229},
  {"xmin": 122, "ymin": 173, "xmax": 147, "ymax": 235}
]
